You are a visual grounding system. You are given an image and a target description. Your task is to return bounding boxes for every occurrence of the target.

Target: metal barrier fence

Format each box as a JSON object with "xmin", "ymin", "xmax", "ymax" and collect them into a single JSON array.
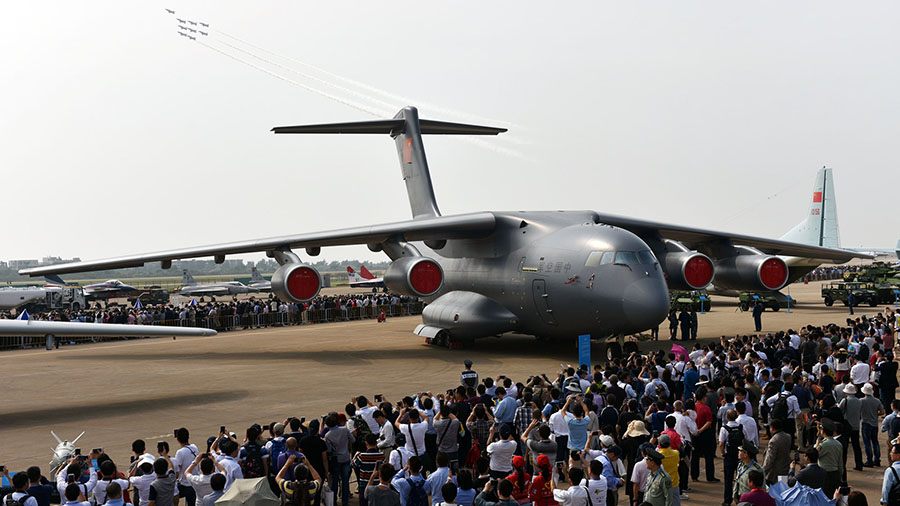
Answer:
[{"xmin": 0, "ymin": 302, "xmax": 423, "ymax": 351}]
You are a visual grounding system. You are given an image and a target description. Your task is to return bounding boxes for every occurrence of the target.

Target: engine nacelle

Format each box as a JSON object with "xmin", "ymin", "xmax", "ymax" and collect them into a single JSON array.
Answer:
[
  {"xmin": 384, "ymin": 257, "xmax": 444, "ymax": 297},
  {"xmin": 664, "ymin": 251, "xmax": 715, "ymax": 290},
  {"xmin": 713, "ymin": 255, "xmax": 788, "ymax": 291},
  {"xmin": 271, "ymin": 263, "xmax": 322, "ymax": 303}
]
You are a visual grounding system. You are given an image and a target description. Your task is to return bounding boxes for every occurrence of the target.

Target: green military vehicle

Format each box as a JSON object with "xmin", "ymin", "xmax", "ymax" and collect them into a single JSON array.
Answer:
[
  {"xmin": 128, "ymin": 286, "xmax": 171, "ymax": 306},
  {"xmin": 738, "ymin": 292, "xmax": 782, "ymax": 311},
  {"xmin": 843, "ymin": 262, "xmax": 900, "ymax": 284},
  {"xmin": 669, "ymin": 290, "xmax": 712, "ymax": 312},
  {"xmin": 821, "ymin": 281, "xmax": 879, "ymax": 307}
]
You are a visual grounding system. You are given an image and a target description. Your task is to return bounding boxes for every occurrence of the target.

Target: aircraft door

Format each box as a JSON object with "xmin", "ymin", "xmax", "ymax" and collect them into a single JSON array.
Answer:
[{"xmin": 532, "ymin": 279, "xmax": 557, "ymax": 325}]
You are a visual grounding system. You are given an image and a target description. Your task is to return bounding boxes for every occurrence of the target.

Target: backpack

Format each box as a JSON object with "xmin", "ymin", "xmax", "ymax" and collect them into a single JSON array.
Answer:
[
  {"xmin": 724, "ymin": 424, "xmax": 744, "ymax": 459},
  {"xmin": 241, "ymin": 442, "xmax": 266, "ymax": 478},
  {"xmin": 405, "ymin": 478, "xmax": 428, "ymax": 506},
  {"xmin": 353, "ymin": 415, "xmax": 373, "ymax": 440},
  {"xmin": 889, "ymin": 468, "xmax": 900, "ymax": 506},
  {"xmin": 771, "ymin": 392, "xmax": 791, "ymax": 421},
  {"xmin": 5, "ymin": 493, "xmax": 30, "ymax": 506},
  {"xmin": 268, "ymin": 438, "xmax": 287, "ymax": 476},
  {"xmin": 889, "ymin": 416, "xmax": 900, "ymax": 439}
]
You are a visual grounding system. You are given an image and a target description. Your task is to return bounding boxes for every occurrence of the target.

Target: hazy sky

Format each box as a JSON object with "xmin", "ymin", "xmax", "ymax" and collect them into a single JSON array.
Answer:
[{"xmin": 3, "ymin": 2, "xmax": 898, "ymax": 266}]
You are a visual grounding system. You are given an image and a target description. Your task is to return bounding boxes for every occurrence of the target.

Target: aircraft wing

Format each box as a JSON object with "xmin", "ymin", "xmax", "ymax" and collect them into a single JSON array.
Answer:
[
  {"xmin": 19, "ymin": 212, "xmax": 496, "ymax": 276},
  {"xmin": 0, "ymin": 320, "xmax": 216, "ymax": 337},
  {"xmin": 592, "ymin": 212, "xmax": 872, "ymax": 262},
  {"xmin": 181, "ymin": 287, "xmax": 229, "ymax": 296}
]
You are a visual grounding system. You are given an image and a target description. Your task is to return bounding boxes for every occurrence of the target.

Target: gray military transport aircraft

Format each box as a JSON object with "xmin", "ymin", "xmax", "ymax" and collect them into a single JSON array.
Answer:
[
  {"xmin": 177, "ymin": 270, "xmax": 258, "ymax": 298},
  {"xmin": 21, "ymin": 107, "xmax": 869, "ymax": 355}
]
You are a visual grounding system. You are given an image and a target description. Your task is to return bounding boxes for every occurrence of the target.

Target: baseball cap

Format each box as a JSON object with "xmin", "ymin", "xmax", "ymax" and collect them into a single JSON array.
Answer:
[
  {"xmin": 599, "ymin": 435, "xmax": 614, "ymax": 447},
  {"xmin": 536, "ymin": 454, "xmax": 550, "ymax": 467},
  {"xmin": 512, "ymin": 455, "xmax": 526, "ymax": 468}
]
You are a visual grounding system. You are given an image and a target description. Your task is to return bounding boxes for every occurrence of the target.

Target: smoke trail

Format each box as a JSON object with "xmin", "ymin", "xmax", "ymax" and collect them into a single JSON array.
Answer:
[
  {"xmin": 214, "ymin": 29, "xmax": 526, "ymax": 135},
  {"xmin": 193, "ymin": 39, "xmax": 390, "ymax": 118}
]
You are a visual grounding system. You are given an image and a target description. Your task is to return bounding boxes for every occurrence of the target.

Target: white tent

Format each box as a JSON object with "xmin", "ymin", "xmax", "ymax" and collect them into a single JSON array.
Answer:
[{"xmin": 215, "ymin": 478, "xmax": 280, "ymax": 506}]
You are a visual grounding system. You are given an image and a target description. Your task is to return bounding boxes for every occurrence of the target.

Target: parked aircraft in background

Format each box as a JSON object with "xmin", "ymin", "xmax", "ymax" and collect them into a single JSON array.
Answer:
[
  {"xmin": 23, "ymin": 107, "xmax": 869, "ymax": 354},
  {"xmin": 347, "ymin": 266, "xmax": 385, "ymax": 289},
  {"xmin": 177, "ymin": 270, "xmax": 258, "ymax": 298},
  {"xmin": 249, "ymin": 266, "xmax": 271, "ymax": 292},
  {"xmin": 82, "ymin": 279, "xmax": 137, "ymax": 300}
]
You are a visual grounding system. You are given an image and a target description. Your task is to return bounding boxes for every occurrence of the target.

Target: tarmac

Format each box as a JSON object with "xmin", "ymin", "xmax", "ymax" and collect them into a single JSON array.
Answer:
[{"xmin": 1, "ymin": 279, "xmax": 894, "ymax": 502}]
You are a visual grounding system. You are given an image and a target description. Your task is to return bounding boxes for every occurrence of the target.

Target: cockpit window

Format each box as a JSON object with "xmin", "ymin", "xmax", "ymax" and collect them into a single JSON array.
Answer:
[
  {"xmin": 585, "ymin": 251, "xmax": 604, "ymax": 267},
  {"xmin": 638, "ymin": 250, "xmax": 657, "ymax": 265},
  {"xmin": 614, "ymin": 251, "xmax": 640, "ymax": 265},
  {"xmin": 600, "ymin": 252, "xmax": 614, "ymax": 264}
]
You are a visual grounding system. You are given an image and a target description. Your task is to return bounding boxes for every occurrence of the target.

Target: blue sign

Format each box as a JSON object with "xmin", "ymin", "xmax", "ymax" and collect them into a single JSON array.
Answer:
[{"xmin": 578, "ymin": 334, "xmax": 591, "ymax": 367}]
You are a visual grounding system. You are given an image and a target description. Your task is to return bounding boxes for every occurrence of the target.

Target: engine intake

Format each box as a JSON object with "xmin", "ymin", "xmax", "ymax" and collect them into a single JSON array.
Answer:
[
  {"xmin": 713, "ymin": 255, "xmax": 788, "ymax": 291},
  {"xmin": 271, "ymin": 263, "xmax": 321, "ymax": 303},
  {"xmin": 385, "ymin": 257, "xmax": 444, "ymax": 297},
  {"xmin": 664, "ymin": 251, "xmax": 715, "ymax": 290}
]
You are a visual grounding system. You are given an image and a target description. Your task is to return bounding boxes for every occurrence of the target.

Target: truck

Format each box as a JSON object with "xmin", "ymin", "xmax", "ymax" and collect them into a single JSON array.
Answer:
[
  {"xmin": 128, "ymin": 286, "xmax": 171, "ymax": 305},
  {"xmin": 738, "ymin": 292, "xmax": 783, "ymax": 312},
  {"xmin": 821, "ymin": 281, "xmax": 879, "ymax": 307},
  {"xmin": 669, "ymin": 290, "xmax": 712, "ymax": 312},
  {"xmin": 22, "ymin": 286, "xmax": 87, "ymax": 313}
]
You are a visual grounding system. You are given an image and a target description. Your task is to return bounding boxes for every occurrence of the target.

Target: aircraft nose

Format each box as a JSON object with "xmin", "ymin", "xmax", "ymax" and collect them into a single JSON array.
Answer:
[{"xmin": 621, "ymin": 277, "xmax": 669, "ymax": 332}]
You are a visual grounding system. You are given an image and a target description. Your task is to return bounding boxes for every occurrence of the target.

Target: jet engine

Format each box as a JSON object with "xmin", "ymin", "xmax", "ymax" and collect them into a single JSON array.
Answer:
[
  {"xmin": 384, "ymin": 257, "xmax": 444, "ymax": 297},
  {"xmin": 664, "ymin": 251, "xmax": 715, "ymax": 290},
  {"xmin": 713, "ymin": 255, "xmax": 788, "ymax": 291},
  {"xmin": 271, "ymin": 263, "xmax": 322, "ymax": 303}
]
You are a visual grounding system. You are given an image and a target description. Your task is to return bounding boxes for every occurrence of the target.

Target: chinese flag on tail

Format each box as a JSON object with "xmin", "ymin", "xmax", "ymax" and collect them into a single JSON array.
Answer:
[{"xmin": 813, "ymin": 192, "xmax": 823, "ymax": 203}]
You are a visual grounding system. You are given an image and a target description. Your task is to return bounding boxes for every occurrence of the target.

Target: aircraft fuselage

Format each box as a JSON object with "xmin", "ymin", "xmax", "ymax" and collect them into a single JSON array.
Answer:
[{"xmin": 413, "ymin": 211, "xmax": 670, "ymax": 340}]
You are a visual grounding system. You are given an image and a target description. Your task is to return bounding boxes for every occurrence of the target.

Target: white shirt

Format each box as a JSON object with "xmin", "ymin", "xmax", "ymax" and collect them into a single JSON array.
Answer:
[
  {"xmin": 174, "ymin": 445, "xmax": 199, "ymax": 487},
  {"xmin": 789, "ymin": 334, "xmax": 801, "ymax": 349},
  {"xmin": 389, "ymin": 446, "xmax": 412, "ymax": 470},
  {"xmin": 399, "ymin": 420, "xmax": 428, "ymax": 456},
  {"xmin": 359, "ymin": 406, "xmax": 380, "ymax": 433},
  {"xmin": 378, "ymin": 421, "xmax": 396, "ymax": 449},
  {"xmin": 4, "ymin": 492, "xmax": 38, "ymax": 506},
  {"xmin": 736, "ymin": 414, "xmax": 759, "ymax": 446},
  {"xmin": 552, "ymin": 484, "xmax": 590, "ymax": 506},
  {"xmin": 631, "ymin": 459, "xmax": 649, "ymax": 492},
  {"xmin": 216, "ymin": 455, "xmax": 243, "ymax": 491},
  {"xmin": 128, "ymin": 475, "xmax": 155, "ymax": 506},
  {"xmin": 93, "ymin": 479, "xmax": 131, "ymax": 505},
  {"xmin": 548, "ymin": 410, "xmax": 570, "ymax": 436},
  {"xmin": 764, "ymin": 392, "xmax": 801, "ymax": 418},
  {"xmin": 850, "ymin": 362, "xmax": 870, "ymax": 385},
  {"xmin": 57, "ymin": 465, "xmax": 98, "ymax": 498},
  {"xmin": 486, "ymin": 439, "xmax": 517, "ymax": 473},
  {"xmin": 672, "ymin": 411, "xmax": 697, "ymax": 442},
  {"xmin": 187, "ymin": 474, "xmax": 215, "ymax": 500},
  {"xmin": 579, "ymin": 478, "xmax": 608, "ymax": 506}
]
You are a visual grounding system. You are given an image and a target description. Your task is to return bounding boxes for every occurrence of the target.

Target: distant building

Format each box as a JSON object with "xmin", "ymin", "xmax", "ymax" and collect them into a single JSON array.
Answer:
[{"xmin": 8, "ymin": 259, "xmax": 39, "ymax": 269}]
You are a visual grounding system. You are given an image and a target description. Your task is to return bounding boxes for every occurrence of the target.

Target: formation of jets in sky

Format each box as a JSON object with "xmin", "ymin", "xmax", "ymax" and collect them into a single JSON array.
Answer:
[{"xmin": 166, "ymin": 8, "xmax": 208, "ymax": 39}]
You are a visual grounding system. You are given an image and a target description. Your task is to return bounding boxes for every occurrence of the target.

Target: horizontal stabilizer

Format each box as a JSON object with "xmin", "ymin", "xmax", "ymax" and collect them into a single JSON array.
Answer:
[{"xmin": 272, "ymin": 119, "xmax": 506, "ymax": 136}]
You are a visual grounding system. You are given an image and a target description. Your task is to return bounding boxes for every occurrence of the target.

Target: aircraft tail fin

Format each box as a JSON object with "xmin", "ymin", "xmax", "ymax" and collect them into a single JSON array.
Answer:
[
  {"xmin": 250, "ymin": 266, "xmax": 265, "ymax": 283},
  {"xmin": 780, "ymin": 167, "xmax": 841, "ymax": 248},
  {"xmin": 360, "ymin": 266, "xmax": 376, "ymax": 280},
  {"xmin": 896, "ymin": 238, "xmax": 900, "ymax": 260},
  {"xmin": 181, "ymin": 270, "xmax": 198, "ymax": 286},
  {"xmin": 44, "ymin": 274, "xmax": 66, "ymax": 286},
  {"xmin": 347, "ymin": 267, "xmax": 362, "ymax": 283},
  {"xmin": 272, "ymin": 106, "xmax": 506, "ymax": 219}
]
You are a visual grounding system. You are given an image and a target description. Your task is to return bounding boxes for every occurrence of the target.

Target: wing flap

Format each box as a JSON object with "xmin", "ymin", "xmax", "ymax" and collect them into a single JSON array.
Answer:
[{"xmin": 20, "ymin": 212, "xmax": 497, "ymax": 276}]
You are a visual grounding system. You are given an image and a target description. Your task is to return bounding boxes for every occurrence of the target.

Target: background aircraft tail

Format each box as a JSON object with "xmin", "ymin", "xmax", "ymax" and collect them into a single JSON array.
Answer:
[
  {"xmin": 359, "ymin": 265, "xmax": 376, "ymax": 280},
  {"xmin": 272, "ymin": 107, "xmax": 506, "ymax": 220},
  {"xmin": 44, "ymin": 274, "xmax": 66, "ymax": 286},
  {"xmin": 251, "ymin": 266, "xmax": 266, "ymax": 283},
  {"xmin": 181, "ymin": 269, "xmax": 198, "ymax": 286},
  {"xmin": 347, "ymin": 266, "xmax": 363, "ymax": 283},
  {"xmin": 780, "ymin": 167, "xmax": 841, "ymax": 248}
]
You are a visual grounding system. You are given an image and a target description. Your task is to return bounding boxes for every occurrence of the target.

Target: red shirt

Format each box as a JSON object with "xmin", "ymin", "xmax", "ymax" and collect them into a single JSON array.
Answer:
[
  {"xmin": 529, "ymin": 474, "xmax": 557, "ymax": 506},
  {"xmin": 695, "ymin": 401, "xmax": 712, "ymax": 432},
  {"xmin": 505, "ymin": 472, "xmax": 532, "ymax": 503},
  {"xmin": 662, "ymin": 429, "xmax": 682, "ymax": 451},
  {"xmin": 740, "ymin": 488, "xmax": 775, "ymax": 506}
]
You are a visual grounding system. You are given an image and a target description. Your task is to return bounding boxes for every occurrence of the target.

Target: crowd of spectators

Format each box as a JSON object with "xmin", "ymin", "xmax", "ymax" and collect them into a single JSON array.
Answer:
[
  {"xmin": 4, "ymin": 308, "xmax": 900, "ymax": 506},
  {"xmin": 0, "ymin": 293, "xmax": 422, "ymax": 330}
]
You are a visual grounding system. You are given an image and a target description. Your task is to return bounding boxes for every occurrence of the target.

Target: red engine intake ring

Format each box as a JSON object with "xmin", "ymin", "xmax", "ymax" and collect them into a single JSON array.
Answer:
[
  {"xmin": 683, "ymin": 255, "xmax": 714, "ymax": 289},
  {"xmin": 759, "ymin": 257, "xmax": 788, "ymax": 290},
  {"xmin": 409, "ymin": 259, "xmax": 443, "ymax": 296}
]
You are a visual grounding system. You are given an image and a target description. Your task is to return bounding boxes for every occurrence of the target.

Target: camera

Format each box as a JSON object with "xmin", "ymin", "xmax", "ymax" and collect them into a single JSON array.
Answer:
[
  {"xmin": 0, "ymin": 466, "xmax": 5, "ymax": 473},
  {"xmin": 93, "ymin": 448, "xmax": 103, "ymax": 455},
  {"xmin": 74, "ymin": 448, "xmax": 81, "ymax": 456},
  {"xmin": 793, "ymin": 451, "xmax": 800, "ymax": 463},
  {"xmin": 220, "ymin": 426, "xmax": 226, "ymax": 434},
  {"xmin": 375, "ymin": 394, "xmax": 383, "ymax": 402},
  {"xmin": 263, "ymin": 425, "xmax": 270, "ymax": 431},
  {"xmin": 67, "ymin": 474, "xmax": 75, "ymax": 483}
]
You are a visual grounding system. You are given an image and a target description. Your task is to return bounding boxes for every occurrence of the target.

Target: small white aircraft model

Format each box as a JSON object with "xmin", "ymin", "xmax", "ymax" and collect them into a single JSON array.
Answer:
[{"xmin": 49, "ymin": 430, "xmax": 85, "ymax": 475}]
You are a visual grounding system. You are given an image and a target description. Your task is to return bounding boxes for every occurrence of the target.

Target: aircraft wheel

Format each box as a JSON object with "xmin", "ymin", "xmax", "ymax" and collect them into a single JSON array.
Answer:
[
  {"xmin": 868, "ymin": 300, "xmax": 878, "ymax": 307},
  {"xmin": 623, "ymin": 341, "xmax": 639, "ymax": 355},
  {"xmin": 606, "ymin": 342, "xmax": 622, "ymax": 361},
  {"xmin": 740, "ymin": 302, "xmax": 750, "ymax": 311},
  {"xmin": 72, "ymin": 302, "xmax": 81, "ymax": 311},
  {"xmin": 824, "ymin": 296, "xmax": 834, "ymax": 307},
  {"xmin": 842, "ymin": 300, "xmax": 848, "ymax": 306}
]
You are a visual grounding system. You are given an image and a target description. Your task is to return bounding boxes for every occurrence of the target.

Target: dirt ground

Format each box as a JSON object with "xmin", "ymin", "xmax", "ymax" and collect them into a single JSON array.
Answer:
[{"xmin": 1, "ymin": 279, "xmax": 894, "ymax": 501}]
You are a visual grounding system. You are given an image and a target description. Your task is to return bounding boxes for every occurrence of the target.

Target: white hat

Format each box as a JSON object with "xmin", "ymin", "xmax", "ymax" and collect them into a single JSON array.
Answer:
[
  {"xmin": 599, "ymin": 435, "xmax": 615, "ymax": 447},
  {"xmin": 844, "ymin": 384, "xmax": 857, "ymax": 395},
  {"xmin": 139, "ymin": 454, "xmax": 156, "ymax": 466},
  {"xmin": 862, "ymin": 383, "xmax": 874, "ymax": 395}
]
